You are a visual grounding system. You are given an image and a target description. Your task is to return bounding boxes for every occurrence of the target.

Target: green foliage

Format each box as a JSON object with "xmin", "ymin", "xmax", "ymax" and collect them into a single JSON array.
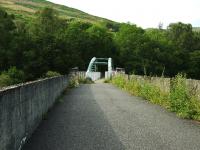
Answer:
[
  {"xmin": 112, "ymin": 75, "xmax": 169, "ymax": 106},
  {"xmin": 111, "ymin": 74, "xmax": 200, "ymax": 120},
  {"xmin": 170, "ymin": 74, "xmax": 200, "ymax": 119},
  {"xmin": 45, "ymin": 71, "xmax": 61, "ymax": 78},
  {"xmin": 104, "ymin": 78, "xmax": 111, "ymax": 83},
  {"xmin": 0, "ymin": 8, "xmax": 16, "ymax": 70},
  {"xmin": 69, "ymin": 75, "xmax": 94, "ymax": 88},
  {"xmin": 0, "ymin": 7, "xmax": 116, "ymax": 81},
  {"xmin": 139, "ymin": 83, "xmax": 166, "ymax": 105},
  {"xmin": 79, "ymin": 77, "xmax": 94, "ymax": 84},
  {"xmin": 0, "ymin": 67, "xmax": 25, "ymax": 87},
  {"xmin": 6, "ymin": 67, "xmax": 25, "ymax": 84},
  {"xmin": 170, "ymin": 74, "xmax": 188, "ymax": 113},
  {"xmin": 0, "ymin": 74, "xmax": 12, "ymax": 87},
  {"xmin": 114, "ymin": 22, "xmax": 200, "ymax": 78},
  {"xmin": 167, "ymin": 22, "xmax": 194, "ymax": 51},
  {"xmin": 68, "ymin": 76, "xmax": 79, "ymax": 88},
  {"xmin": 114, "ymin": 23, "xmax": 146, "ymax": 74},
  {"xmin": 188, "ymin": 50, "xmax": 200, "ymax": 79}
]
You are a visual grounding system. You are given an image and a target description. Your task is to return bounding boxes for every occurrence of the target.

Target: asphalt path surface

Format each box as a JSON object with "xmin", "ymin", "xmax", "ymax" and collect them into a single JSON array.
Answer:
[{"xmin": 23, "ymin": 83, "xmax": 200, "ymax": 150}]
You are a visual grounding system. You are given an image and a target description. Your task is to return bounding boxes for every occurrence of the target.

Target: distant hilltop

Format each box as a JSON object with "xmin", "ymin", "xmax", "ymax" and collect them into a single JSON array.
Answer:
[{"xmin": 0, "ymin": 0, "xmax": 114, "ymax": 24}]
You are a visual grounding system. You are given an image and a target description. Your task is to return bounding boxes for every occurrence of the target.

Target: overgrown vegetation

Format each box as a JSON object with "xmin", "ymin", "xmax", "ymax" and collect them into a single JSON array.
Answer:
[
  {"xmin": 69, "ymin": 75, "xmax": 94, "ymax": 88},
  {"xmin": 170, "ymin": 74, "xmax": 200, "ymax": 119},
  {"xmin": 0, "ymin": 67, "xmax": 25, "ymax": 87},
  {"xmin": 111, "ymin": 74, "xmax": 200, "ymax": 120},
  {"xmin": 104, "ymin": 78, "xmax": 111, "ymax": 83},
  {"xmin": 45, "ymin": 71, "xmax": 61, "ymax": 78}
]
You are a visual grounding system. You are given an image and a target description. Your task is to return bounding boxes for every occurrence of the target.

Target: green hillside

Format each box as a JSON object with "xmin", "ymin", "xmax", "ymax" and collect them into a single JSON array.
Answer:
[{"xmin": 0, "ymin": 0, "xmax": 112, "ymax": 23}]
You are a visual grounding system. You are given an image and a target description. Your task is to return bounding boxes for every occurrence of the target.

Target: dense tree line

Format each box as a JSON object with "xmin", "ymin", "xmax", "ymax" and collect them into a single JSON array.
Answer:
[
  {"xmin": 0, "ymin": 7, "xmax": 200, "ymax": 86},
  {"xmin": 115, "ymin": 23, "xmax": 200, "ymax": 78}
]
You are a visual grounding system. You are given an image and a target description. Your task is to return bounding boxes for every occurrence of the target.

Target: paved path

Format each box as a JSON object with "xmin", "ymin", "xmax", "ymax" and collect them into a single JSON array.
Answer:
[{"xmin": 23, "ymin": 83, "xmax": 200, "ymax": 150}]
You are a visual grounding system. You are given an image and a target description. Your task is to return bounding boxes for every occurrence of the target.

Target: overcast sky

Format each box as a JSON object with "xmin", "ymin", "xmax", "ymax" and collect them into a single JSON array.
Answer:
[{"xmin": 48, "ymin": 0, "xmax": 200, "ymax": 28}]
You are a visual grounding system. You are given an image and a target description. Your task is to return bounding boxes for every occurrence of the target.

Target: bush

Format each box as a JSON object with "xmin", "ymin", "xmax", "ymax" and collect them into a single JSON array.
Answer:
[
  {"xmin": 68, "ymin": 76, "xmax": 94, "ymax": 88},
  {"xmin": 170, "ymin": 74, "xmax": 188, "ymax": 114},
  {"xmin": 170, "ymin": 74, "xmax": 200, "ymax": 119},
  {"xmin": 45, "ymin": 71, "xmax": 61, "ymax": 78},
  {"xmin": 79, "ymin": 77, "xmax": 94, "ymax": 84},
  {"xmin": 111, "ymin": 75, "xmax": 127, "ymax": 89},
  {"xmin": 104, "ymin": 78, "xmax": 111, "ymax": 83},
  {"xmin": 0, "ymin": 73, "xmax": 12, "ymax": 87},
  {"xmin": 0, "ymin": 67, "xmax": 25, "ymax": 87},
  {"xmin": 6, "ymin": 67, "xmax": 25, "ymax": 84},
  {"xmin": 69, "ymin": 76, "xmax": 79, "ymax": 88}
]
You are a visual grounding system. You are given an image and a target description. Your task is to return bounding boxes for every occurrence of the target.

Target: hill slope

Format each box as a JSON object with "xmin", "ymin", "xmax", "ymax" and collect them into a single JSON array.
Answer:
[{"xmin": 0, "ymin": 0, "xmax": 112, "ymax": 23}]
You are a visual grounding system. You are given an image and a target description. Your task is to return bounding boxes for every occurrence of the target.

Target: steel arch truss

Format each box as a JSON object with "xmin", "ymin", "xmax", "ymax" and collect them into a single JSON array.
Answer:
[{"xmin": 86, "ymin": 57, "xmax": 113, "ymax": 80}]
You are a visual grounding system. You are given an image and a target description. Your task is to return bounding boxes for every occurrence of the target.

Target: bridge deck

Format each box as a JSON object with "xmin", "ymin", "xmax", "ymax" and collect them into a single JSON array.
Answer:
[{"xmin": 23, "ymin": 83, "xmax": 200, "ymax": 150}]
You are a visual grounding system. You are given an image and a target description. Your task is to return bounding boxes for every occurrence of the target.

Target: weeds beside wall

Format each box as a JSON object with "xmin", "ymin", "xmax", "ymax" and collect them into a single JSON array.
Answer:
[
  {"xmin": 68, "ymin": 71, "xmax": 93, "ymax": 88},
  {"xmin": 111, "ymin": 74, "xmax": 200, "ymax": 120}
]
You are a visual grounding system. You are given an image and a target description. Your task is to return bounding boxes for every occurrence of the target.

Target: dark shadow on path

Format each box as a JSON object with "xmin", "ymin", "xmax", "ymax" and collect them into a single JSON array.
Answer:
[{"xmin": 22, "ymin": 84, "xmax": 125, "ymax": 150}]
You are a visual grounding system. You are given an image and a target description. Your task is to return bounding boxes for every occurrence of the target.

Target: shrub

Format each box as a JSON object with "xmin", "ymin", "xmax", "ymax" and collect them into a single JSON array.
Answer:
[
  {"xmin": 111, "ymin": 74, "xmax": 127, "ymax": 89},
  {"xmin": 0, "ymin": 67, "xmax": 25, "ymax": 87},
  {"xmin": 79, "ymin": 77, "xmax": 94, "ymax": 84},
  {"xmin": 0, "ymin": 73, "xmax": 12, "ymax": 87},
  {"xmin": 45, "ymin": 71, "xmax": 61, "ymax": 78},
  {"xmin": 104, "ymin": 78, "xmax": 111, "ymax": 83},
  {"xmin": 170, "ymin": 74, "xmax": 188, "ymax": 113},
  {"xmin": 68, "ymin": 75, "xmax": 94, "ymax": 88},
  {"xmin": 68, "ymin": 76, "xmax": 79, "ymax": 88},
  {"xmin": 7, "ymin": 67, "xmax": 25, "ymax": 84},
  {"xmin": 170, "ymin": 74, "xmax": 200, "ymax": 119}
]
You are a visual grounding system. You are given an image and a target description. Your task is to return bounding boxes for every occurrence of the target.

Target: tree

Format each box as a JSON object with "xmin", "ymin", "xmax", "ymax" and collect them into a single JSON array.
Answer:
[
  {"xmin": 167, "ymin": 22, "xmax": 194, "ymax": 51},
  {"xmin": 167, "ymin": 22, "xmax": 195, "ymax": 75},
  {"xmin": 145, "ymin": 29, "xmax": 179, "ymax": 76},
  {"xmin": 54, "ymin": 21, "xmax": 92, "ymax": 71},
  {"xmin": 188, "ymin": 50, "xmax": 200, "ymax": 79},
  {"xmin": 0, "ymin": 8, "xmax": 16, "ymax": 70},
  {"xmin": 24, "ymin": 7, "xmax": 62, "ymax": 79},
  {"xmin": 193, "ymin": 32, "xmax": 200, "ymax": 50},
  {"xmin": 115, "ymin": 23, "xmax": 155, "ymax": 74},
  {"xmin": 86, "ymin": 25, "xmax": 115, "ymax": 58},
  {"xmin": 8, "ymin": 21, "xmax": 30, "ymax": 69}
]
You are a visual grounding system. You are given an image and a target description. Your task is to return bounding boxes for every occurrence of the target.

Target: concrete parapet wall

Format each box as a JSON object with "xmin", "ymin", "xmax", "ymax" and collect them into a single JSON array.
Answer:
[
  {"xmin": 186, "ymin": 79, "xmax": 200, "ymax": 100},
  {"xmin": 127, "ymin": 74, "xmax": 200, "ymax": 99},
  {"xmin": 128, "ymin": 75, "xmax": 170, "ymax": 93},
  {"xmin": 0, "ymin": 76, "xmax": 68, "ymax": 150}
]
